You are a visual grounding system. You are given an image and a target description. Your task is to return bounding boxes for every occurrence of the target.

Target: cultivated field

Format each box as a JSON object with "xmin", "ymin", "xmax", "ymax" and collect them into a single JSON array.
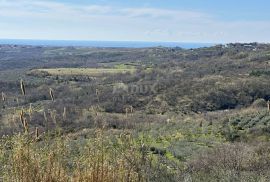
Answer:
[{"xmin": 32, "ymin": 68, "xmax": 136, "ymax": 76}]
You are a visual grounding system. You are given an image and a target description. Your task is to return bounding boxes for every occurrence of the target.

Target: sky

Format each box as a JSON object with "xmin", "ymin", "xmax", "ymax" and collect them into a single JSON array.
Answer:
[{"xmin": 0, "ymin": 0, "xmax": 270, "ymax": 43}]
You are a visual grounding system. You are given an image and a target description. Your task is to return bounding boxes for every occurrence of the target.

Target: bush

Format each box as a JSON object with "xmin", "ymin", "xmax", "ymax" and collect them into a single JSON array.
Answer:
[
  {"xmin": 188, "ymin": 143, "xmax": 270, "ymax": 181},
  {"xmin": 251, "ymin": 98, "xmax": 267, "ymax": 108}
]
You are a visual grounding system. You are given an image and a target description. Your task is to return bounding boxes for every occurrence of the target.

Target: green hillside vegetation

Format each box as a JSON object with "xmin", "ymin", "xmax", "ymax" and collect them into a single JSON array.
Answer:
[{"xmin": 1, "ymin": 43, "xmax": 270, "ymax": 181}]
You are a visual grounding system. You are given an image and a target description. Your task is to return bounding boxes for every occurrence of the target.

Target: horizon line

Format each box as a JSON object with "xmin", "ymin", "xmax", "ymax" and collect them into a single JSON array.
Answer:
[
  {"xmin": 0, "ymin": 38, "xmax": 217, "ymax": 44},
  {"xmin": 0, "ymin": 38, "xmax": 269, "ymax": 45}
]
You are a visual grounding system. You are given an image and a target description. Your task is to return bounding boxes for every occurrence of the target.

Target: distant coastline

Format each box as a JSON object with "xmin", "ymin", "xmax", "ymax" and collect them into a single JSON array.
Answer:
[{"xmin": 0, "ymin": 39, "xmax": 215, "ymax": 49}]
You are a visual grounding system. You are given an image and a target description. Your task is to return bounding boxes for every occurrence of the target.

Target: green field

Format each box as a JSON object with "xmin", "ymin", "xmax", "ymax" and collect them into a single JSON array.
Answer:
[{"xmin": 33, "ymin": 68, "xmax": 136, "ymax": 76}]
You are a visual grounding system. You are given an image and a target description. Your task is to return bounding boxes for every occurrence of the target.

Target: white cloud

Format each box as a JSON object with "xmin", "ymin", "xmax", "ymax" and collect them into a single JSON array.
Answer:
[
  {"xmin": 120, "ymin": 8, "xmax": 209, "ymax": 20},
  {"xmin": 0, "ymin": 0, "xmax": 269, "ymax": 43},
  {"xmin": 0, "ymin": 0, "xmax": 207, "ymax": 20}
]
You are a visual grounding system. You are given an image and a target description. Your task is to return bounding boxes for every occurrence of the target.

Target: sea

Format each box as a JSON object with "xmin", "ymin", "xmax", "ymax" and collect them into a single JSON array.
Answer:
[{"xmin": 0, "ymin": 39, "xmax": 215, "ymax": 49}]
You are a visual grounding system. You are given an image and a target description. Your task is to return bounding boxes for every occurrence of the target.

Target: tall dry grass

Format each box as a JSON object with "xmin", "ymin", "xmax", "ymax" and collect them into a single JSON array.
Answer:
[
  {"xmin": 49, "ymin": 88, "xmax": 55, "ymax": 101},
  {"xmin": 0, "ymin": 130, "xmax": 158, "ymax": 182},
  {"xmin": 1, "ymin": 92, "xmax": 5, "ymax": 102},
  {"xmin": 20, "ymin": 79, "xmax": 26, "ymax": 96}
]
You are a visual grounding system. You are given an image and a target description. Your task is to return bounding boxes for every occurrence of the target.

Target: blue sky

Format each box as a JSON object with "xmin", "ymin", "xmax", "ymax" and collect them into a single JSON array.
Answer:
[{"xmin": 0, "ymin": 0, "xmax": 270, "ymax": 43}]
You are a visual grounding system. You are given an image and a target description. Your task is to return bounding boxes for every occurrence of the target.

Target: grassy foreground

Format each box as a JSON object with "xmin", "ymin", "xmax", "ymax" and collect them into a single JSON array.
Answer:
[
  {"xmin": 0, "ymin": 129, "xmax": 183, "ymax": 182},
  {"xmin": 1, "ymin": 113, "xmax": 270, "ymax": 182}
]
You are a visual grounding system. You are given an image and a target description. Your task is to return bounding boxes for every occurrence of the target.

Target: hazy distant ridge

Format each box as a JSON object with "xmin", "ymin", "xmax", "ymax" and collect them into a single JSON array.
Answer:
[{"xmin": 0, "ymin": 39, "xmax": 214, "ymax": 49}]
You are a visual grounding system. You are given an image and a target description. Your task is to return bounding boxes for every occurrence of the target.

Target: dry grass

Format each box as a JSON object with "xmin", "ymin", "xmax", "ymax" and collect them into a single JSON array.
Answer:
[
  {"xmin": 20, "ymin": 79, "xmax": 26, "ymax": 96},
  {"xmin": 0, "ymin": 131, "xmax": 154, "ymax": 182}
]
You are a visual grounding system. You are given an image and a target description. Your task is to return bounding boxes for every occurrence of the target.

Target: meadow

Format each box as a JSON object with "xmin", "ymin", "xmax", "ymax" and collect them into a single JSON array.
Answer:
[
  {"xmin": 31, "ymin": 68, "xmax": 136, "ymax": 77},
  {"xmin": 1, "ymin": 43, "xmax": 270, "ymax": 181}
]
